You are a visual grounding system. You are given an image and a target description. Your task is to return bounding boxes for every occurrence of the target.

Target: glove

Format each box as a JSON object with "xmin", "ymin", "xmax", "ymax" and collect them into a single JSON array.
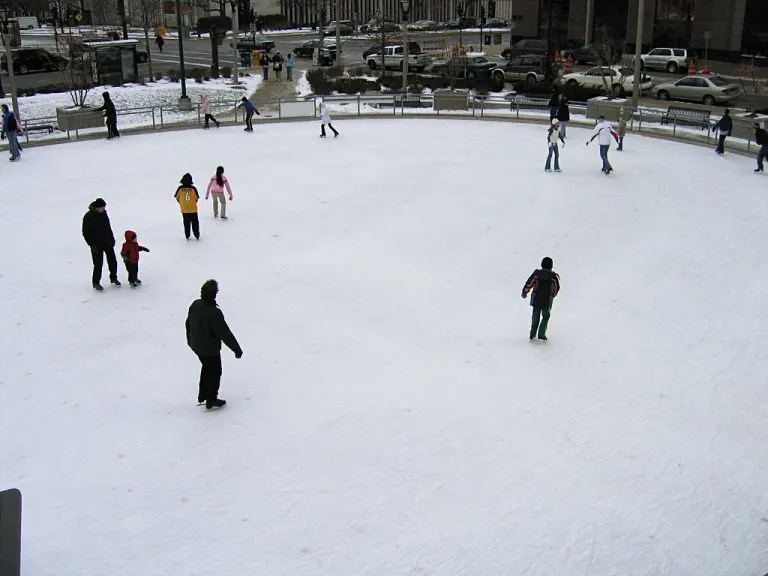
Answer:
[
  {"xmin": 228, "ymin": 196, "xmax": 233, "ymax": 201},
  {"xmin": 144, "ymin": 248, "xmax": 150, "ymax": 253},
  {"xmin": 235, "ymin": 350, "xmax": 243, "ymax": 359},
  {"xmin": 256, "ymin": 111, "xmax": 261, "ymax": 116},
  {"xmin": 205, "ymin": 195, "xmax": 209, "ymax": 200},
  {"xmin": 521, "ymin": 292, "xmax": 527, "ymax": 299},
  {"xmin": 1, "ymin": 133, "xmax": 5, "ymax": 140},
  {"xmin": 585, "ymin": 141, "xmax": 589, "ymax": 146}
]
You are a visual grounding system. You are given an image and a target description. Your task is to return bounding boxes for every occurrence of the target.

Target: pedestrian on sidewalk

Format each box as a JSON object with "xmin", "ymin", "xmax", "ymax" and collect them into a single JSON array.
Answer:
[
  {"xmin": 82, "ymin": 198, "xmax": 121, "ymax": 290},
  {"xmin": 175, "ymin": 173, "xmax": 200, "ymax": 240},
  {"xmin": 521, "ymin": 256, "xmax": 560, "ymax": 342},
  {"xmin": 272, "ymin": 51, "xmax": 284, "ymax": 81},
  {"xmin": 96, "ymin": 91, "xmax": 120, "ymax": 139},
  {"xmin": 201, "ymin": 94, "xmax": 220, "ymax": 128},
  {"xmin": 319, "ymin": 100, "xmax": 339, "ymax": 138},
  {"xmin": 754, "ymin": 122, "xmax": 767, "ymax": 173},
  {"xmin": 285, "ymin": 53, "xmax": 294, "ymax": 81},
  {"xmin": 713, "ymin": 109, "xmax": 732, "ymax": 155},
  {"xmin": 617, "ymin": 110, "xmax": 628, "ymax": 151},
  {"xmin": 186, "ymin": 279, "xmax": 243, "ymax": 410},
  {"xmin": 1, "ymin": 104, "xmax": 21, "ymax": 161},
  {"xmin": 260, "ymin": 51, "xmax": 270, "ymax": 81},
  {"xmin": 586, "ymin": 115, "xmax": 619, "ymax": 175},
  {"xmin": 545, "ymin": 118, "xmax": 564, "ymax": 172},
  {"xmin": 237, "ymin": 97, "xmax": 260, "ymax": 132},
  {"xmin": 206, "ymin": 166, "xmax": 233, "ymax": 219},
  {"xmin": 155, "ymin": 33, "xmax": 165, "ymax": 52},
  {"xmin": 120, "ymin": 230, "xmax": 150, "ymax": 287}
]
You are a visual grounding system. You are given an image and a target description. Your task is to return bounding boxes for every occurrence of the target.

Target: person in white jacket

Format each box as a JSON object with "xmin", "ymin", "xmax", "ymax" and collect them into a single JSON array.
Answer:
[
  {"xmin": 201, "ymin": 94, "xmax": 220, "ymax": 129},
  {"xmin": 545, "ymin": 118, "xmax": 565, "ymax": 172},
  {"xmin": 319, "ymin": 100, "xmax": 339, "ymax": 138},
  {"xmin": 586, "ymin": 115, "xmax": 619, "ymax": 174}
]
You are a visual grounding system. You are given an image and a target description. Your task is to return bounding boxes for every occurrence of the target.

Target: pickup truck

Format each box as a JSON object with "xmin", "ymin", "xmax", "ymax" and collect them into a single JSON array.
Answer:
[
  {"xmin": 230, "ymin": 33, "xmax": 275, "ymax": 53},
  {"xmin": 365, "ymin": 45, "xmax": 432, "ymax": 72}
]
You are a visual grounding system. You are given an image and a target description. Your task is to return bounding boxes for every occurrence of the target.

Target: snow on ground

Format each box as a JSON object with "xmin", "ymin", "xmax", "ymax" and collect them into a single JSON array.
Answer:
[
  {"xmin": 1, "ymin": 74, "xmax": 262, "ymax": 125},
  {"xmin": 2, "ymin": 119, "xmax": 768, "ymax": 576}
]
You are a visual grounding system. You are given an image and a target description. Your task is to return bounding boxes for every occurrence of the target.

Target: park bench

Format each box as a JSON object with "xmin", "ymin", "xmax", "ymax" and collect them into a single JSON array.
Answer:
[
  {"xmin": 393, "ymin": 93, "xmax": 422, "ymax": 108},
  {"xmin": 22, "ymin": 123, "xmax": 56, "ymax": 135},
  {"xmin": 660, "ymin": 106, "xmax": 711, "ymax": 130},
  {"xmin": 508, "ymin": 95, "xmax": 550, "ymax": 112}
]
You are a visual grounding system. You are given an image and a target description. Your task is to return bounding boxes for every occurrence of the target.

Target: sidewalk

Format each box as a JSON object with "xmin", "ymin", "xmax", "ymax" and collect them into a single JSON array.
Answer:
[{"xmin": 248, "ymin": 64, "xmax": 303, "ymax": 114}]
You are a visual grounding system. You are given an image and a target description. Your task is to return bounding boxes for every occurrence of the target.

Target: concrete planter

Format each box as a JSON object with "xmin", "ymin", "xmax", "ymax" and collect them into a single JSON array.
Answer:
[
  {"xmin": 433, "ymin": 89, "xmax": 469, "ymax": 112},
  {"xmin": 56, "ymin": 106, "xmax": 104, "ymax": 131},
  {"xmin": 586, "ymin": 97, "xmax": 629, "ymax": 122},
  {"xmin": 731, "ymin": 112, "xmax": 768, "ymax": 139}
]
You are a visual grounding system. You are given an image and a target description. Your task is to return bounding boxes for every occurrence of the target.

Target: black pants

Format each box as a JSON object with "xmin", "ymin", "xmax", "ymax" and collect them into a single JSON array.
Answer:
[
  {"xmin": 321, "ymin": 123, "xmax": 338, "ymax": 137},
  {"xmin": 245, "ymin": 111, "xmax": 254, "ymax": 131},
  {"xmin": 716, "ymin": 134, "xmax": 727, "ymax": 154},
  {"xmin": 124, "ymin": 261, "xmax": 139, "ymax": 283},
  {"xmin": 197, "ymin": 353, "xmax": 222, "ymax": 406},
  {"xmin": 204, "ymin": 113, "xmax": 219, "ymax": 128},
  {"xmin": 530, "ymin": 306, "xmax": 551, "ymax": 339},
  {"xmin": 182, "ymin": 213, "xmax": 200, "ymax": 239},
  {"xmin": 106, "ymin": 117, "xmax": 119, "ymax": 139},
  {"xmin": 91, "ymin": 246, "xmax": 118, "ymax": 284}
]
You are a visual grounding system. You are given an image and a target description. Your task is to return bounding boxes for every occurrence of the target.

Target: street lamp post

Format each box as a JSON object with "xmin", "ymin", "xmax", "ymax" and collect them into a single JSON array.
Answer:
[
  {"xmin": 176, "ymin": 0, "xmax": 191, "ymax": 109},
  {"xmin": 631, "ymin": 0, "xmax": 646, "ymax": 109},
  {"xmin": 335, "ymin": 0, "xmax": 342, "ymax": 66},
  {"xmin": 584, "ymin": 0, "xmax": 593, "ymax": 46},
  {"xmin": 400, "ymin": 0, "xmax": 409, "ymax": 93},
  {"xmin": 231, "ymin": 0, "xmax": 240, "ymax": 84},
  {"xmin": 2, "ymin": 28, "xmax": 19, "ymax": 119}
]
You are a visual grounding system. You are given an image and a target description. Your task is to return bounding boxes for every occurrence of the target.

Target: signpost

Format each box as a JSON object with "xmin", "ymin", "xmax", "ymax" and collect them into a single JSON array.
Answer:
[
  {"xmin": 704, "ymin": 31, "xmax": 711, "ymax": 69},
  {"xmin": 0, "ymin": 488, "xmax": 22, "ymax": 576}
]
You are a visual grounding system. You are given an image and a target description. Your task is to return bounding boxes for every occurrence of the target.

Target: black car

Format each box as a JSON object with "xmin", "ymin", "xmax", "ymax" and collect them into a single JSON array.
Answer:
[
  {"xmin": 563, "ymin": 44, "xmax": 601, "ymax": 65},
  {"xmin": 230, "ymin": 33, "xmax": 275, "ymax": 52},
  {"xmin": 1, "ymin": 48, "xmax": 68, "ymax": 74},
  {"xmin": 362, "ymin": 41, "xmax": 422, "ymax": 59},
  {"xmin": 293, "ymin": 39, "xmax": 337, "ymax": 59}
]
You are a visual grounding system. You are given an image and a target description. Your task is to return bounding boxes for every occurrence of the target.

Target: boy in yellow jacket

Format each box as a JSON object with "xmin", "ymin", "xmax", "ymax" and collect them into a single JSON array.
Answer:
[{"xmin": 175, "ymin": 173, "xmax": 200, "ymax": 240}]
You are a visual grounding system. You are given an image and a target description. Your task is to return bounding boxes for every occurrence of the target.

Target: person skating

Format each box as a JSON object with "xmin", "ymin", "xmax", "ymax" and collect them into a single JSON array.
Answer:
[
  {"xmin": 1, "ymin": 104, "xmax": 21, "ymax": 161},
  {"xmin": 521, "ymin": 257, "xmax": 560, "ymax": 342},
  {"xmin": 713, "ymin": 109, "xmax": 732, "ymax": 155},
  {"xmin": 285, "ymin": 53, "xmax": 294, "ymax": 81},
  {"xmin": 206, "ymin": 166, "xmax": 233, "ymax": 219},
  {"xmin": 82, "ymin": 198, "xmax": 121, "ymax": 290},
  {"xmin": 155, "ymin": 33, "xmax": 165, "ymax": 52},
  {"xmin": 272, "ymin": 51, "xmax": 284, "ymax": 81},
  {"xmin": 547, "ymin": 85, "xmax": 559, "ymax": 121},
  {"xmin": 175, "ymin": 173, "xmax": 201, "ymax": 240},
  {"xmin": 545, "ymin": 118, "xmax": 565, "ymax": 172},
  {"xmin": 96, "ymin": 91, "xmax": 119, "ymax": 139},
  {"xmin": 617, "ymin": 110, "xmax": 627, "ymax": 151},
  {"xmin": 754, "ymin": 122, "xmax": 767, "ymax": 173},
  {"xmin": 201, "ymin": 95, "xmax": 220, "ymax": 129},
  {"xmin": 238, "ymin": 97, "xmax": 260, "ymax": 132},
  {"xmin": 120, "ymin": 230, "xmax": 150, "ymax": 287},
  {"xmin": 319, "ymin": 100, "xmax": 339, "ymax": 137},
  {"xmin": 587, "ymin": 115, "xmax": 619, "ymax": 174},
  {"xmin": 556, "ymin": 94, "xmax": 569, "ymax": 140},
  {"xmin": 185, "ymin": 279, "xmax": 243, "ymax": 410}
]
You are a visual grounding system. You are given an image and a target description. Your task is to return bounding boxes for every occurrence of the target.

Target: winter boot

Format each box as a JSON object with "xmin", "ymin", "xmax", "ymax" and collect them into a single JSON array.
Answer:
[
  {"xmin": 538, "ymin": 335, "xmax": 548, "ymax": 342},
  {"xmin": 206, "ymin": 399, "xmax": 227, "ymax": 410},
  {"xmin": 93, "ymin": 283, "xmax": 104, "ymax": 291},
  {"xmin": 110, "ymin": 278, "xmax": 122, "ymax": 286}
]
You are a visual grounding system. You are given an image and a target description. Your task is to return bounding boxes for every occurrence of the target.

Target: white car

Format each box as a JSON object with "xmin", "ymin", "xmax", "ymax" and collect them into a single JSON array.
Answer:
[{"xmin": 560, "ymin": 65, "xmax": 653, "ymax": 96}]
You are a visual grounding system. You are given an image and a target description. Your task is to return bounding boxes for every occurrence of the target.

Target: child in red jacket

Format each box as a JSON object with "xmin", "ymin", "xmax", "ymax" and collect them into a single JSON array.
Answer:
[{"xmin": 120, "ymin": 230, "xmax": 150, "ymax": 287}]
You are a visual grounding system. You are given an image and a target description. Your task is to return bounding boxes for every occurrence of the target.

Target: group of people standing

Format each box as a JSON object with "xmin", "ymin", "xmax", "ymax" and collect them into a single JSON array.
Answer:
[{"xmin": 260, "ymin": 51, "xmax": 294, "ymax": 82}]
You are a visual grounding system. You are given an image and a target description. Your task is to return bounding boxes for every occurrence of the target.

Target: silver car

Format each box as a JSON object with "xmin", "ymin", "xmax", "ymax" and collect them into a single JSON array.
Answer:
[
  {"xmin": 640, "ymin": 47, "xmax": 693, "ymax": 74},
  {"xmin": 652, "ymin": 75, "xmax": 741, "ymax": 106}
]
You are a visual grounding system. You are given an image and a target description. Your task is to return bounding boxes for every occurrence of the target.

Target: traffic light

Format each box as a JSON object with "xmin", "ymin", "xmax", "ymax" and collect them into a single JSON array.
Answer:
[
  {"xmin": 487, "ymin": 0, "xmax": 495, "ymax": 18},
  {"xmin": 480, "ymin": 5, "xmax": 486, "ymax": 25}
]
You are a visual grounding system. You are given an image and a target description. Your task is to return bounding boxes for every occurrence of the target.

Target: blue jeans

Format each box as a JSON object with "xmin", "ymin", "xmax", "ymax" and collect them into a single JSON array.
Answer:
[
  {"xmin": 545, "ymin": 143, "xmax": 559, "ymax": 170},
  {"xmin": 599, "ymin": 144, "xmax": 612, "ymax": 172},
  {"xmin": 757, "ymin": 144, "xmax": 766, "ymax": 170},
  {"xmin": 7, "ymin": 130, "xmax": 19, "ymax": 159},
  {"xmin": 558, "ymin": 121, "xmax": 566, "ymax": 139}
]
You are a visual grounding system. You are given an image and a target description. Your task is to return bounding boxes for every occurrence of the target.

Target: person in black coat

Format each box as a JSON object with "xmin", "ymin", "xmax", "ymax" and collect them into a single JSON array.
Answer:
[
  {"xmin": 556, "ymin": 94, "xmax": 570, "ymax": 140},
  {"xmin": 82, "ymin": 198, "xmax": 121, "ymax": 290},
  {"xmin": 186, "ymin": 279, "xmax": 243, "ymax": 410},
  {"xmin": 754, "ymin": 123, "xmax": 767, "ymax": 173},
  {"xmin": 713, "ymin": 109, "xmax": 732, "ymax": 155},
  {"xmin": 96, "ymin": 91, "xmax": 119, "ymax": 139},
  {"xmin": 547, "ymin": 86, "xmax": 560, "ymax": 121},
  {"xmin": 521, "ymin": 256, "xmax": 560, "ymax": 341}
]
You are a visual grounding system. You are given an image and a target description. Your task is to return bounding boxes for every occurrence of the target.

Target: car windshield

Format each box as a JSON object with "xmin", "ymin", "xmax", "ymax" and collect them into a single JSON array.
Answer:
[
  {"xmin": 472, "ymin": 57, "xmax": 488, "ymax": 64},
  {"xmin": 708, "ymin": 76, "xmax": 731, "ymax": 87}
]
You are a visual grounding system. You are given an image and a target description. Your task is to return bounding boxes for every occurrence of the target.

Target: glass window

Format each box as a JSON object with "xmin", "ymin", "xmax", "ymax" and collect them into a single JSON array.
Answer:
[
  {"xmin": 693, "ymin": 78, "xmax": 709, "ymax": 87},
  {"xmin": 675, "ymin": 77, "xmax": 697, "ymax": 86},
  {"xmin": 708, "ymin": 76, "xmax": 731, "ymax": 87},
  {"xmin": 673, "ymin": 49, "xmax": 685, "ymax": 56}
]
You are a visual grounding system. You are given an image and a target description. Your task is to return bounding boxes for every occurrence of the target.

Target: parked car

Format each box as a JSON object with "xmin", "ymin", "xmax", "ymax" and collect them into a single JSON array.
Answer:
[
  {"xmin": 365, "ymin": 45, "xmax": 431, "ymax": 71},
  {"xmin": 324, "ymin": 20, "xmax": 355, "ymax": 35},
  {"xmin": 407, "ymin": 20, "xmax": 439, "ymax": 31},
  {"xmin": 562, "ymin": 44, "xmax": 601, "ymax": 65},
  {"xmin": 638, "ymin": 47, "xmax": 695, "ymax": 74},
  {"xmin": 652, "ymin": 74, "xmax": 740, "ymax": 105},
  {"xmin": 445, "ymin": 17, "xmax": 477, "ymax": 29},
  {"xmin": 293, "ymin": 39, "xmax": 337, "ymax": 59},
  {"xmin": 502, "ymin": 38, "xmax": 548, "ymax": 59},
  {"xmin": 560, "ymin": 65, "xmax": 652, "ymax": 96},
  {"xmin": 491, "ymin": 54, "xmax": 546, "ymax": 85},
  {"xmin": 1, "ymin": 48, "xmax": 68, "ymax": 74},
  {"xmin": 230, "ymin": 33, "xmax": 275, "ymax": 52},
  {"xmin": 361, "ymin": 18, "xmax": 400, "ymax": 34},
  {"xmin": 10, "ymin": 16, "xmax": 38, "ymax": 29},
  {"xmin": 362, "ymin": 41, "xmax": 421, "ymax": 59},
  {"xmin": 484, "ymin": 18, "xmax": 509, "ymax": 28},
  {"xmin": 429, "ymin": 55, "xmax": 496, "ymax": 80}
]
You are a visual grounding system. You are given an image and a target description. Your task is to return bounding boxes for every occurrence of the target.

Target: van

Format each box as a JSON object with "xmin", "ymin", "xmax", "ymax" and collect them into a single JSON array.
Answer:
[{"xmin": 11, "ymin": 16, "xmax": 38, "ymax": 30}]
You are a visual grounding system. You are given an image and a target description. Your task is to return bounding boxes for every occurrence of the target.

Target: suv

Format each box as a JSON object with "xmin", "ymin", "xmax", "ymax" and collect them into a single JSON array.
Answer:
[
  {"xmin": 293, "ymin": 39, "xmax": 337, "ymax": 59},
  {"xmin": 502, "ymin": 38, "xmax": 548, "ymax": 59},
  {"xmin": 639, "ymin": 48, "xmax": 694, "ymax": 74},
  {"xmin": 324, "ymin": 20, "xmax": 355, "ymax": 35},
  {"xmin": 1, "ymin": 48, "xmax": 68, "ymax": 74},
  {"xmin": 363, "ymin": 41, "xmax": 421, "ymax": 59},
  {"xmin": 366, "ymin": 45, "xmax": 431, "ymax": 71},
  {"xmin": 491, "ymin": 54, "xmax": 546, "ymax": 85},
  {"xmin": 230, "ymin": 33, "xmax": 275, "ymax": 53}
]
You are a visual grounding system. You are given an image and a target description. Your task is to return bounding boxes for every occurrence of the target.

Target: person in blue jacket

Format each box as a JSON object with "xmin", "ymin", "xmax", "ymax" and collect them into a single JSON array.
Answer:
[
  {"xmin": 237, "ymin": 97, "xmax": 260, "ymax": 132},
  {"xmin": 1, "ymin": 104, "xmax": 21, "ymax": 161}
]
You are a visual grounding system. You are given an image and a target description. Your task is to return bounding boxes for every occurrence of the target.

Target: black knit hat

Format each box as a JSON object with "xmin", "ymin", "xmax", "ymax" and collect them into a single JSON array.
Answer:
[
  {"xmin": 201, "ymin": 279, "xmax": 218, "ymax": 302},
  {"xmin": 92, "ymin": 197, "xmax": 106, "ymax": 208},
  {"xmin": 180, "ymin": 173, "xmax": 193, "ymax": 186},
  {"xmin": 541, "ymin": 257, "xmax": 553, "ymax": 270}
]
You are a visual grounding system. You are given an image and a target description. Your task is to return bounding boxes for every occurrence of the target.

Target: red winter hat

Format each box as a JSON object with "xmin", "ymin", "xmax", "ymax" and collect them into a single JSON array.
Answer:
[{"xmin": 124, "ymin": 230, "xmax": 137, "ymax": 241}]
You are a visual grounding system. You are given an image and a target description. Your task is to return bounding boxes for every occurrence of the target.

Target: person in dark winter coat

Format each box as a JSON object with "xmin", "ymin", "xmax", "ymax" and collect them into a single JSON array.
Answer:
[
  {"xmin": 96, "ymin": 91, "xmax": 119, "ymax": 139},
  {"xmin": 1, "ymin": 104, "xmax": 21, "ymax": 161},
  {"xmin": 521, "ymin": 257, "xmax": 560, "ymax": 341},
  {"xmin": 82, "ymin": 198, "xmax": 121, "ymax": 290},
  {"xmin": 260, "ymin": 51, "xmax": 270, "ymax": 80},
  {"xmin": 556, "ymin": 94, "xmax": 570, "ymax": 139},
  {"xmin": 548, "ymin": 86, "xmax": 560, "ymax": 121},
  {"xmin": 754, "ymin": 123, "xmax": 767, "ymax": 173},
  {"xmin": 237, "ymin": 97, "xmax": 260, "ymax": 132},
  {"xmin": 175, "ymin": 173, "xmax": 200, "ymax": 240},
  {"xmin": 713, "ymin": 109, "xmax": 732, "ymax": 155},
  {"xmin": 186, "ymin": 279, "xmax": 243, "ymax": 410},
  {"xmin": 120, "ymin": 230, "xmax": 150, "ymax": 287},
  {"xmin": 155, "ymin": 33, "xmax": 165, "ymax": 52},
  {"xmin": 271, "ymin": 51, "xmax": 284, "ymax": 81}
]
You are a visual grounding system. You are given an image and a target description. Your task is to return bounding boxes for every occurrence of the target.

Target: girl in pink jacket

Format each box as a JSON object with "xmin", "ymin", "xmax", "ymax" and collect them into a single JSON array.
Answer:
[{"xmin": 206, "ymin": 166, "xmax": 233, "ymax": 219}]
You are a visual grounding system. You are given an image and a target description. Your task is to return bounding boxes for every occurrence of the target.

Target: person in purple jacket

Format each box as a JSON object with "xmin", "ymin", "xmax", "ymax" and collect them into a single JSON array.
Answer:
[{"xmin": 237, "ymin": 97, "xmax": 260, "ymax": 132}]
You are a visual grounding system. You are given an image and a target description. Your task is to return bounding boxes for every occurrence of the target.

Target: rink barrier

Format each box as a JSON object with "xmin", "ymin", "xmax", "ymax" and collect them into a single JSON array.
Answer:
[{"xmin": 8, "ymin": 93, "xmax": 763, "ymax": 157}]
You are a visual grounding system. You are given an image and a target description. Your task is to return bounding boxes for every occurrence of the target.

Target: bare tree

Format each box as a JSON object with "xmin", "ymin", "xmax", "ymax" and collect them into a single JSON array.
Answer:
[
  {"xmin": 129, "ymin": 0, "xmax": 159, "ymax": 81},
  {"xmin": 10, "ymin": 0, "xmax": 49, "ymax": 19},
  {"xmin": 61, "ymin": 38, "xmax": 94, "ymax": 106},
  {"xmin": 90, "ymin": 0, "xmax": 116, "ymax": 25}
]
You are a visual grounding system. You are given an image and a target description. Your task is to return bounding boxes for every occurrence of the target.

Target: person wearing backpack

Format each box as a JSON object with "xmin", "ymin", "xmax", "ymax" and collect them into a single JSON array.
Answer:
[{"xmin": 521, "ymin": 257, "xmax": 561, "ymax": 342}]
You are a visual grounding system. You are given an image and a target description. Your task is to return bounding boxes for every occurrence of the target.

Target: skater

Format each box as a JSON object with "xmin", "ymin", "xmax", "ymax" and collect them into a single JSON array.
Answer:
[
  {"xmin": 1, "ymin": 104, "xmax": 21, "ymax": 161},
  {"xmin": 586, "ymin": 115, "xmax": 619, "ymax": 174},
  {"xmin": 238, "ymin": 97, "xmax": 260, "ymax": 132},
  {"xmin": 617, "ymin": 110, "xmax": 627, "ymax": 151},
  {"xmin": 260, "ymin": 51, "xmax": 270, "ymax": 80},
  {"xmin": 272, "ymin": 51, "xmax": 284, "ymax": 81},
  {"xmin": 556, "ymin": 94, "xmax": 569, "ymax": 139},
  {"xmin": 120, "ymin": 230, "xmax": 150, "ymax": 287},
  {"xmin": 175, "ymin": 173, "xmax": 200, "ymax": 240},
  {"xmin": 754, "ymin": 122, "xmax": 767, "ymax": 172},
  {"xmin": 713, "ymin": 109, "xmax": 732, "ymax": 155},
  {"xmin": 285, "ymin": 53, "xmax": 294, "ymax": 81},
  {"xmin": 82, "ymin": 198, "xmax": 121, "ymax": 290},
  {"xmin": 319, "ymin": 100, "xmax": 338, "ymax": 137},
  {"xmin": 545, "ymin": 118, "xmax": 564, "ymax": 172},
  {"xmin": 185, "ymin": 279, "xmax": 243, "ymax": 410},
  {"xmin": 548, "ymin": 85, "xmax": 559, "ymax": 121},
  {"xmin": 521, "ymin": 256, "xmax": 560, "ymax": 342},
  {"xmin": 96, "ymin": 91, "xmax": 119, "ymax": 139},
  {"xmin": 201, "ymin": 94, "xmax": 220, "ymax": 128},
  {"xmin": 206, "ymin": 166, "xmax": 233, "ymax": 219},
  {"xmin": 155, "ymin": 33, "xmax": 165, "ymax": 52}
]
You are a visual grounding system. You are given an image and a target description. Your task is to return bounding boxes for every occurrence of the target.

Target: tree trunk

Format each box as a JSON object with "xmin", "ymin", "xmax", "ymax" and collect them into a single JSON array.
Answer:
[{"xmin": 144, "ymin": 29, "xmax": 154, "ymax": 81}]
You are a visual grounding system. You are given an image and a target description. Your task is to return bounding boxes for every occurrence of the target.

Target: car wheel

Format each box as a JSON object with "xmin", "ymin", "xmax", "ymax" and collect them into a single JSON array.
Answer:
[
  {"xmin": 399, "ymin": 60, "xmax": 405, "ymax": 70},
  {"xmin": 492, "ymin": 71, "xmax": 504, "ymax": 84},
  {"xmin": 666, "ymin": 61, "xmax": 678, "ymax": 74},
  {"xmin": 367, "ymin": 59, "xmax": 377, "ymax": 70},
  {"xmin": 18, "ymin": 64, "xmax": 28, "ymax": 74},
  {"xmin": 703, "ymin": 95, "xmax": 716, "ymax": 106},
  {"xmin": 466, "ymin": 70, "xmax": 477, "ymax": 80},
  {"xmin": 525, "ymin": 73, "xmax": 537, "ymax": 85},
  {"xmin": 657, "ymin": 89, "xmax": 670, "ymax": 100},
  {"xmin": 567, "ymin": 79, "xmax": 578, "ymax": 87}
]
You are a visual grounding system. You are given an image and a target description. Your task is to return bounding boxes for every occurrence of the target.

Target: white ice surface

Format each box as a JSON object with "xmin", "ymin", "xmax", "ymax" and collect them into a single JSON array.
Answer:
[{"xmin": 1, "ymin": 119, "xmax": 767, "ymax": 576}]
